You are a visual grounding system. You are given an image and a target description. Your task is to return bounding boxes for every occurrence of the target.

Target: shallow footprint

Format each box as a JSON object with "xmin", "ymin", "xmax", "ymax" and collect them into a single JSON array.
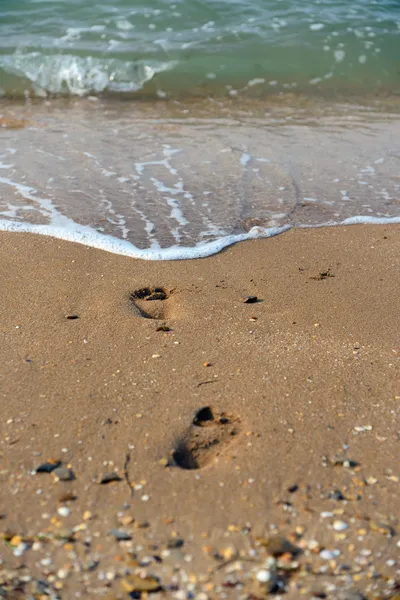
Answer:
[
  {"xmin": 171, "ymin": 406, "xmax": 241, "ymax": 470},
  {"xmin": 130, "ymin": 287, "xmax": 171, "ymax": 320}
]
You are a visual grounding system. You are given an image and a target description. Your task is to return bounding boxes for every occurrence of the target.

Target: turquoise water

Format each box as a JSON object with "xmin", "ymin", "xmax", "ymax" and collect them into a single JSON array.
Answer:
[{"xmin": 0, "ymin": 0, "xmax": 399, "ymax": 98}]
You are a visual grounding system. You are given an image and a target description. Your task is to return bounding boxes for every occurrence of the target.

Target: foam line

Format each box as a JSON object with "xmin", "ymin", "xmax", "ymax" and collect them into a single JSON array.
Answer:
[
  {"xmin": 0, "ymin": 216, "xmax": 400, "ymax": 260},
  {"xmin": 0, "ymin": 219, "xmax": 292, "ymax": 260}
]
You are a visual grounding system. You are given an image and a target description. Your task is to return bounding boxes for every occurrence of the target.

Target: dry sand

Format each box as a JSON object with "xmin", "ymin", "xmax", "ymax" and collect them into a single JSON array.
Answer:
[{"xmin": 0, "ymin": 225, "xmax": 399, "ymax": 599}]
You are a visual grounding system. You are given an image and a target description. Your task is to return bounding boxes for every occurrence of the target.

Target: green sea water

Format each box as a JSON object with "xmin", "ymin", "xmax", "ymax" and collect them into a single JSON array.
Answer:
[{"xmin": 0, "ymin": 0, "xmax": 399, "ymax": 99}]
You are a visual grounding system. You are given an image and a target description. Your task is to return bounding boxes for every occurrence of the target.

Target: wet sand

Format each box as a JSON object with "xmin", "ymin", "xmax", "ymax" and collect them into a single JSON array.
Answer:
[
  {"xmin": 1, "ymin": 97, "xmax": 400, "ymax": 253},
  {"xmin": 0, "ymin": 225, "xmax": 399, "ymax": 598}
]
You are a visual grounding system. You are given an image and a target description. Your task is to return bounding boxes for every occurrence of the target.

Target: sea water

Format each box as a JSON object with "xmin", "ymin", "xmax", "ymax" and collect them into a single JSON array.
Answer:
[
  {"xmin": 0, "ymin": 1, "xmax": 399, "ymax": 259},
  {"xmin": 1, "ymin": 0, "xmax": 399, "ymax": 99}
]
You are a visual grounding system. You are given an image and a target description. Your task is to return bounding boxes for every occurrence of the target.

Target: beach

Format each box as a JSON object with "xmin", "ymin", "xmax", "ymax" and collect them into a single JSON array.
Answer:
[
  {"xmin": 1, "ymin": 224, "xmax": 399, "ymax": 598},
  {"xmin": 1, "ymin": 1, "xmax": 400, "ymax": 595}
]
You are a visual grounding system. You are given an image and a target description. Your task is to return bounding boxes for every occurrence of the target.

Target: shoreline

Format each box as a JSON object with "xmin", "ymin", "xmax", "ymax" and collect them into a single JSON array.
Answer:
[
  {"xmin": 2, "ymin": 90, "xmax": 400, "ymax": 116},
  {"xmin": 1, "ymin": 219, "xmax": 400, "ymax": 261},
  {"xmin": 1, "ymin": 225, "xmax": 399, "ymax": 598}
]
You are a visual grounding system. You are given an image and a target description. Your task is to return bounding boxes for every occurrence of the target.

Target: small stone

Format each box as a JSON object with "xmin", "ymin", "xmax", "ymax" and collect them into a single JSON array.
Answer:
[
  {"xmin": 57, "ymin": 506, "xmax": 70, "ymax": 518},
  {"xmin": 55, "ymin": 528, "xmax": 75, "ymax": 541},
  {"xmin": 83, "ymin": 511, "xmax": 93, "ymax": 521},
  {"xmin": 328, "ymin": 489, "xmax": 346, "ymax": 501},
  {"xmin": 36, "ymin": 460, "xmax": 61, "ymax": 473},
  {"xmin": 333, "ymin": 520, "xmax": 349, "ymax": 531},
  {"xmin": 52, "ymin": 466, "xmax": 75, "ymax": 481},
  {"xmin": 308, "ymin": 540, "xmax": 320, "ymax": 551},
  {"xmin": 65, "ymin": 314, "xmax": 79, "ymax": 320},
  {"xmin": 259, "ymin": 534, "xmax": 298, "ymax": 557},
  {"xmin": 57, "ymin": 568, "xmax": 69, "ymax": 580},
  {"xmin": 121, "ymin": 574, "xmax": 162, "ymax": 593},
  {"xmin": 155, "ymin": 324, "xmax": 171, "ymax": 332},
  {"xmin": 99, "ymin": 472, "xmax": 122, "ymax": 485},
  {"xmin": 13, "ymin": 542, "xmax": 29, "ymax": 557},
  {"xmin": 249, "ymin": 573, "xmax": 278, "ymax": 596},
  {"xmin": 332, "ymin": 456, "xmax": 360, "ymax": 468},
  {"xmin": 242, "ymin": 296, "xmax": 258, "ymax": 304},
  {"xmin": 10, "ymin": 535, "xmax": 23, "ymax": 547},
  {"xmin": 168, "ymin": 538, "xmax": 184, "ymax": 549},
  {"xmin": 320, "ymin": 549, "xmax": 340, "ymax": 560},
  {"xmin": 109, "ymin": 529, "xmax": 132, "ymax": 541},
  {"xmin": 256, "ymin": 569, "xmax": 272, "ymax": 583},
  {"xmin": 152, "ymin": 354, "xmax": 161, "ymax": 359}
]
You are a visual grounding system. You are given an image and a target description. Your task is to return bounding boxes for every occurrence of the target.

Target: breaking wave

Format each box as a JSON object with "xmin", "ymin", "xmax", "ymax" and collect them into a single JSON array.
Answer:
[{"xmin": 0, "ymin": 52, "xmax": 175, "ymax": 96}]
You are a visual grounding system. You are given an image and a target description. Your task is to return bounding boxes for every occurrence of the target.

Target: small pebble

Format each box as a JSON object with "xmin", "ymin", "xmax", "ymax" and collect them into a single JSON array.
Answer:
[
  {"xmin": 320, "ymin": 549, "xmax": 340, "ymax": 560},
  {"xmin": 168, "ymin": 538, "xmax": 184, "ymax": 549},
  {"xmin": 52, "ymin": 466, "xmax": 75, "ymax": 481},
  {"xmin": 36, "ymin": 460, "xmax": 61, "ymax": 474},
  {"xmin": 333, "ymin": 520, "xmax": 349, "ymax": 531},
  {"xmin": 57, "ymin": 568, "xmax": 68, "ymax": 580},
  {"xmin": 256, "ymin": 569, "xmax": 271, "ymax": 583},
  {"xmin": 109, "ymin": 529, "xmax": 132, "ymax": 541},
  {"xmin": 155, "ymin": 325, "xmax": 171, "ymax": 332},
  {"xmin": 13, "ymin": 543, "xmax": 28, "ymax": 557},
  {"xmin": 242, "ymin": 296, "xmax": 258, "ymax": 304},
  {"xmin": 99, "ymin": 472, "xmax": 122, "ymax": 484},
  {"xmin": 57, "ymin": 506, "xmax": 70, "ymax": 518}
]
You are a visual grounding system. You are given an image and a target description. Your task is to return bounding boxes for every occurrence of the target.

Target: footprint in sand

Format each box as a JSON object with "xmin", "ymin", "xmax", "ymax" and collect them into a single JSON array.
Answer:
[
  {"xmin": 130, "ymin": 286, "xmax": 173, "ymax": 320},
  {"xmin": 171, "ymin": 406, "xmax": 242, "ymax": 470}
]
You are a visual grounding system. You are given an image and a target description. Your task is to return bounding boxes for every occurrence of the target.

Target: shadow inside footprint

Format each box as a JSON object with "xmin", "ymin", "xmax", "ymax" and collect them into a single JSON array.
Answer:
[
  {"xmin": 130, "ymin": 287, "xmax": 170, "ymax": 320},
  {"xmin": 171, "ymin": 406, "xmax": 241, "ymax": 470}
]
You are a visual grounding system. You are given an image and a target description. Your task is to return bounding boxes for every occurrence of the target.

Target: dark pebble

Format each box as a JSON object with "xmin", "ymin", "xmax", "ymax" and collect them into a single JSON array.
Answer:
[
  {"xmin": 99, "ymin": 472, "xmax": 123, "ymax": 484},
  {"xmin": 242, "ymin": 296, "xmax": 258, "ymax": 304},
  {"xmin": 36, "ymin": 461, "xmax": 62, "ymax": 474},
  {"xmin": 328, "ymin": 489, "xmax": 346, "ymax": 501},
  {"xmin": 167, "ymin": 538, "xmax": 184, "ymax": 549},
  {"xmin": 155, "ymin": 325, "xmax": 171, "ymax": 332}
]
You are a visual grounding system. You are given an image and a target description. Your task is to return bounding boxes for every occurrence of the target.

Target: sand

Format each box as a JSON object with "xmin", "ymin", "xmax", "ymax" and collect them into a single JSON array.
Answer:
[{"xmin": 0, "ymin": 225, "xmax": 399, "ymax": 599}]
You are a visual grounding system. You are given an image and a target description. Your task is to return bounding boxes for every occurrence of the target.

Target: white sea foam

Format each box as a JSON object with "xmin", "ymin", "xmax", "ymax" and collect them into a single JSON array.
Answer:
[
  {"xmin": 0, "ymin": 219, "xmax": 292, "ymax": 260},
  {"xmin": 0, "ymin": 53, "xmax": 175, "ymax": 96},
  {"xmin": 0, "ymin": 216, "xmax": 399, "ymax": 261}
]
